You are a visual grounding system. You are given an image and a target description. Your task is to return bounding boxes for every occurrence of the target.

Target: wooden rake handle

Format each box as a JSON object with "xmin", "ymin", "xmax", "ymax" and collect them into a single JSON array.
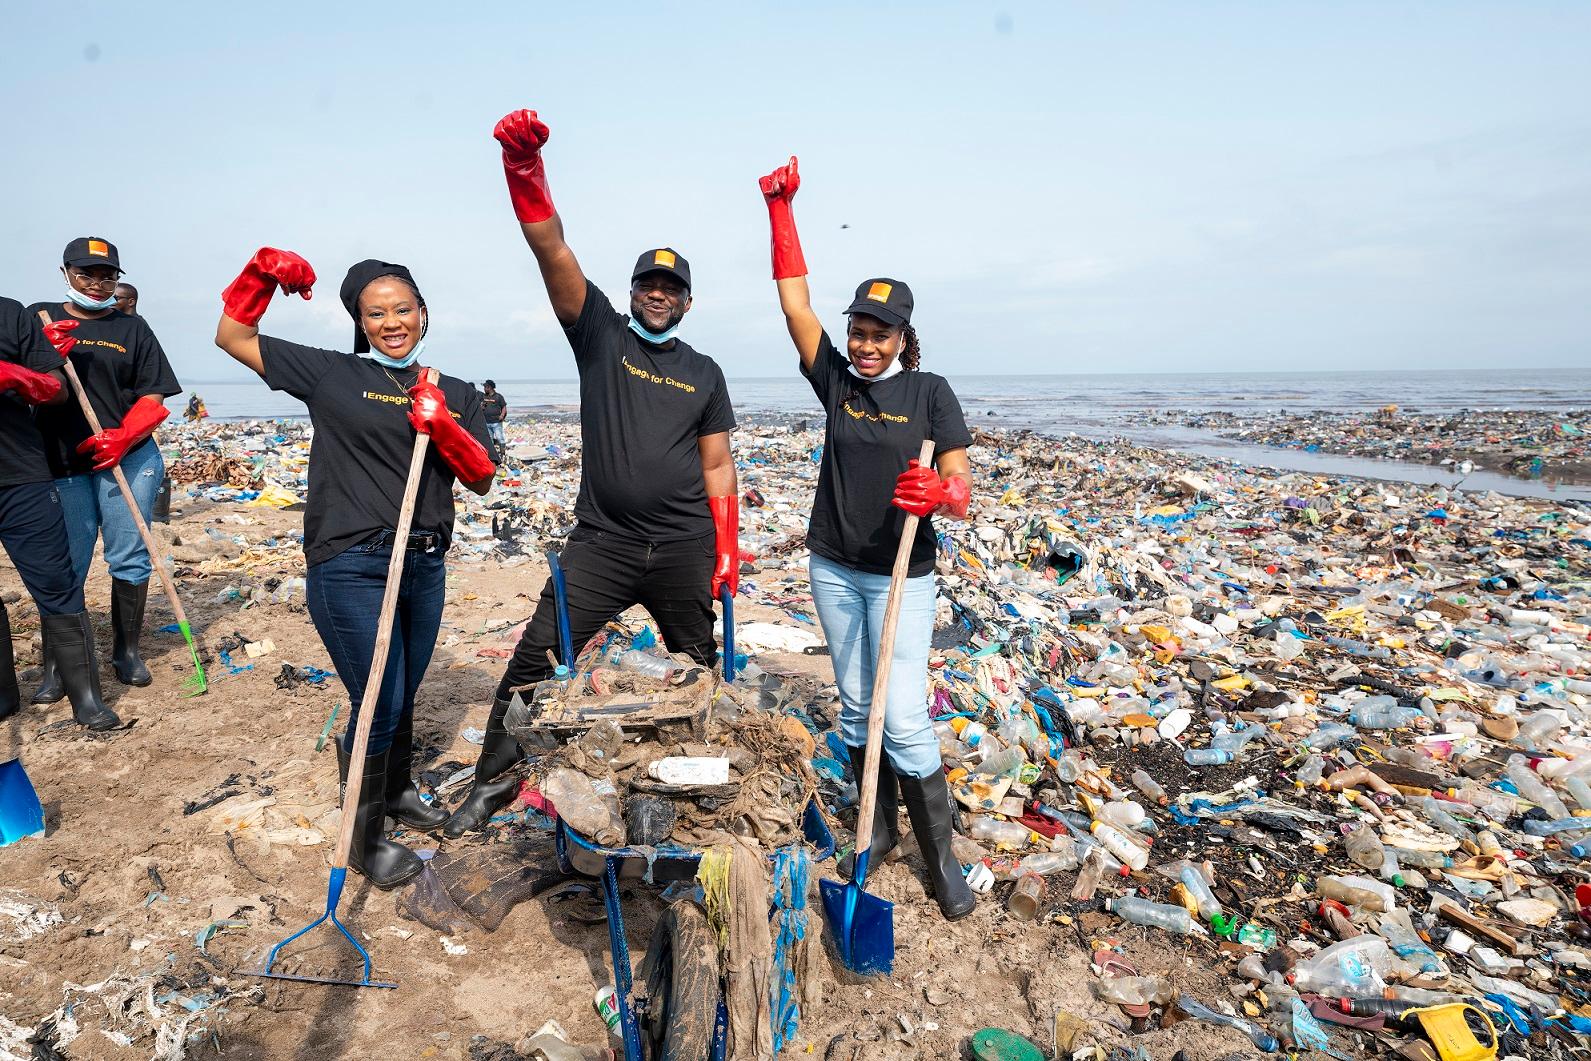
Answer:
[
  {"xmin": 853, "ymin": 439, "xmax": 936, "ymax": 856},
  {"xmin": 332, "ymin": 367, "xmax": 437, "ymax": 870},
  {"xmin": 37, "ymin": 309, "xmax": 188, "ymax": 629}
]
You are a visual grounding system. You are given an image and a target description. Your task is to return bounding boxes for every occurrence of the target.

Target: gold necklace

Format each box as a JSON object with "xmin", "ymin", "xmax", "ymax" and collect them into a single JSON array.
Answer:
[{"xmin": 380, "ymin": 364, "xmax": 418, "ymax": 397}]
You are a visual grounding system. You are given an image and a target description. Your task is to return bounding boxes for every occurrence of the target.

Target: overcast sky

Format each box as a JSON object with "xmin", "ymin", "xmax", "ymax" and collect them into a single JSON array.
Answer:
[{"xmin": 2, "ymin": 1, "xmax": 1587, "ymax": 383}]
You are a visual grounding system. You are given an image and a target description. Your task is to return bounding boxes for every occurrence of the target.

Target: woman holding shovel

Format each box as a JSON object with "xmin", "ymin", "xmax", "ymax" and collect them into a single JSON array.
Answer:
[
  {"xmin": 758, "ymin": 158, "xmax": 975, "ymax": 921},
  {"xmin": 215, "ymin": 249, "xmax": 496, "ymax": 888}
]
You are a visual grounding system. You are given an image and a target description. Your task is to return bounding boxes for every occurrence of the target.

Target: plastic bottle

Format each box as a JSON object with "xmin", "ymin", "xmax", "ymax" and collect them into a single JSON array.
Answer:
[
  {"xmin": 1566, "ymin": 775, "xmax": 1591, "ymax": 813},
  {"xmin": 1179, "ymin": 865, "xmax": 1223, "ymax": 920},
  {"xmin": 616, "ymin": 650, "xmax": 679, "ymax": 679},
  {"xmin": 1343, "ymin": 826, "xmax": 1387, "ymax": 873},
  {"xmin": 1384, "ymin": 846, "xmax": 1451, "ymax": 870},
  {"xmin": 969, "ymin": 817, "xmax": 1030, "ymax": 850},
  {"xmin": 1418, "ymin": 796, "xmax": 1476, "ymax": 846},
  {"xmin": 1292, "ymin": 935, "xmax": 1392, "ymax": 996},
  {"xmin": 1098, "ymin": 800, "xmax": 1146, "ymax": 831},
  {"xmin": 1211, "ymin": 725, "xmax": 1263, "ymax": 757},
  {"xmin": 1090, "ymin": 822, "xmax": 1149, "ymax": 871},
  {"xmin": 542, "ymin": 767, "xmax": 625, "ymax": 846},
  {"xmin": 1174, "ymin": 994, "xmax": 1279, "ymax": 1052},
  {"xmin": 1326, "ymin": 635, "xmax": 1392, "ymax": 660},
  {"xmin": 647, "ymin": 757, "xmax": 730, "ymax": 785},
  {"xmin": 1296, "ymin": 754, "xmax": 1327, "ymax": 785},
  {"xmin": 1130, "ymin": 769, "xmax": 1168, "ymax": 805},
  {"xmin": 1517, "ymin": 711, "xmax": 1565, "ymax": 748},
  {"xmin": 1316, "ymin": 875, "xmax": 1390, "ymax": 912},
  {"xmin": 1107, "ymin": 896, "xmax": 1204, "ymax": 936},
  {"xmin": 1505, "ymin": 754, "xmax": 1571, "ymax": 819},
  {"xmin": 1007, "ymin": 871, "xmax": 1044, "ymax": 921},
  {"xmin": 1518, "ymin": 816, "xmax": 1591, "ymax": 838},
  {"xmin": 1183, "ymin": 748, "xmax": 1233, "ymax": 767},
  {"xmin": 1306, "ymin": 722, "xmax": 1357, "ymax": 750},
  {"xmin": 1095, "ymin": 975, "xmax": 1172, "ymax": 1006},
  {"xmin": 1017, "ymin": 848, "xmax": 1079, "ymax": 875},
  {"xmin": 1070, "ymin": 848, "xmax": 1105, "ymax": 901},
  {"xmin": 1349, "ymin": 697, "xmax": 1421, "ymax": 731}
]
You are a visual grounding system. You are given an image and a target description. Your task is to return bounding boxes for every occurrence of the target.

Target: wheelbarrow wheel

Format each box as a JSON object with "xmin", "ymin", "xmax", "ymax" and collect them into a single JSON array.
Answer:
[{"xmin": 639, "ymin": 897, "xmax": 719, "ymax": 1061}]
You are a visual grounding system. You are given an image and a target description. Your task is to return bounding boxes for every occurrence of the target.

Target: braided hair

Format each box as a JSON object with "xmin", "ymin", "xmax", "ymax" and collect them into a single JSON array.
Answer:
[{"xmin": 899, "ymin": 323, "xmax": 920, "ymax": 371}]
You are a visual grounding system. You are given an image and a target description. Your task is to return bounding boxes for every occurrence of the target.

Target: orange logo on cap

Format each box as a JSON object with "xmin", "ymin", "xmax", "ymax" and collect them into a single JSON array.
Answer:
[
  {"xmin": 654, "ymin": 250, "xmax": 676, "ymax": 268},
  {"xmin": 866, "ymin": 282, "xmax": 892, "ymax": 303},
  {"xmin": 87, "ymin": 240, "xmax": 109, "ymax": 257}
]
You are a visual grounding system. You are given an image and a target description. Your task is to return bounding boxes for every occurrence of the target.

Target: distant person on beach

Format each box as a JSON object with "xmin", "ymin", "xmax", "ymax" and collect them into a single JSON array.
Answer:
[
  {"xmin": 184, "ymin": 393, "xmax": 208, "ymax": 421},
  {"xmin": 30, "ymin": 238, "xmax": 180, "ymax": 721},
  {"xmin": 114, "ymin": 283, "xmax": 138, "ymax": 316},
  {"xmin": 442, "ymin": 108, "xmax": 739, "ymax": 838},
  {"xmin": 480, "ymin": 379, "xmax": 507, "ymax": 462},
  {"xmin": 758, "ymin": 157, "xmax": 976, "ymax": 921},
  {"xmin": 215, "ymin": 249, "xmax": 495, "ymax": 888},
  {"xmin": 0, "ymin": 297, "xmax": 120, "ymax": 729}
]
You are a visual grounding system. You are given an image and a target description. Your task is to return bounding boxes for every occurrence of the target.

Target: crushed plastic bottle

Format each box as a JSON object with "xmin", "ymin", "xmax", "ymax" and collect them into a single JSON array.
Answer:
[
  {"xmin": 1108, "ymin": 896, "xmax": 1205, "ymax": 936},
  {"xmin": 1175, "ymin": 994, "xmax": 1280, "ymax": 1052}
]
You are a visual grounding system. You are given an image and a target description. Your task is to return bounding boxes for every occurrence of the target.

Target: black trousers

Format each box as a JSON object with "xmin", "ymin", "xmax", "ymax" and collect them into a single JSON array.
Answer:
[
  {"xmin": 495, "ymin": 524, "xmax": 718, "ymax": 699},
  {"xmin": 0, "ymin": 480, "xmax": 85, "ymax": 616}
]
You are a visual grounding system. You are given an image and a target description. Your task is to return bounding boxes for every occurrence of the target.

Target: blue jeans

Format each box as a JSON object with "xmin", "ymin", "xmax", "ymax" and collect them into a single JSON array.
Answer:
[
  {"xmin": 808, "ymin": 553, "xmax": 941, "ymax": 779},
  {"xmin": 487, "ymin": 422, "xmax": 506, "ymax": 447},
  {"xmin": 54, "ymin": 437, "xmax": 164, "ymax": 585},
  {"xmin": 307, "ymin": 534, "xmax": 446, "ymax": 756}
]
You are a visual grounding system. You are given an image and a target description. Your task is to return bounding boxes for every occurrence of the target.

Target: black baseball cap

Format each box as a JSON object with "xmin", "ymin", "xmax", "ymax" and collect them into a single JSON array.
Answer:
[
  {"xmin": 845, "ymin": 277, "xmax": 912, "ymax": 327},
  {"xmin": 631, "ymin": 247, "xmax": 691, "ymax": 292},
  {"xmin": 63, "ymin": 237, "xmax": 121, "ymax": 272}
]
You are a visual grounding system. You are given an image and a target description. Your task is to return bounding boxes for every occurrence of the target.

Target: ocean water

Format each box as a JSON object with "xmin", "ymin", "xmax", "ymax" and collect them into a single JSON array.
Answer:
[{"xmin": 177, "ymin": 367, "xmax": 1591, "ymax": 500}]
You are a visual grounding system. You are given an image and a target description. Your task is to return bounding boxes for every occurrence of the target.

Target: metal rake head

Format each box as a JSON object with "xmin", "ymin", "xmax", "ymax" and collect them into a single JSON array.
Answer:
[{"xmin": 244, "ymin": 868, "xmax": 396, "ymax": 989}]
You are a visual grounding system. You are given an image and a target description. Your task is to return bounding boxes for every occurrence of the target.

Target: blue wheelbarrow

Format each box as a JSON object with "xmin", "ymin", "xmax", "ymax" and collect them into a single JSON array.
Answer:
[{"xmin": 554, "ymin": 800, "xmax": 832, "ymax": 1060}]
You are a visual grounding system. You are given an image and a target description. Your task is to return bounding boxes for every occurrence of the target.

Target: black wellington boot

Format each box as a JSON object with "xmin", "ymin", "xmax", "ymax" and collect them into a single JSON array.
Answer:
[
  {"xmin": 838, "ymin": 743, "xmax": 901, "ymax": 880},
  {"xmin": 30, "ymin": 642, "xmax": 63, "ymax": 705},
  {"xmin": 441, "ymin": 698, "xmax": 523, "ymax": 839},
  {"xmin": 109, "ymin": 578, "xmax": 152, "ymax": 687},
  {"xmin": 338, "ymin": 743, "xmax": 423, "ymax": 889},
  {"xmin": 897, "ymin": 769, "xmax": 977, "ymax": 921},
  {"xmin": 0, "ymin": 600, "xmax": 19, "ymax": 722},
  {"xmin": 386, "ymin": 714, "xmax": 448, "ymax": 832},
  {"xmin": 45, "ymin": 612, "xmax": 120, "ymax": 731}
]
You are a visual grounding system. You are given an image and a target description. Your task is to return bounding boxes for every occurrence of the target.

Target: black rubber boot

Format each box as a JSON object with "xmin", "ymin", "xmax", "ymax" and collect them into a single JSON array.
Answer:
[
  {"xmin": 338, "ymin": 743, "xmax": 423, "ymax": 889},
  {"xmin": 109, "ymin": 578, "xmax": 152, "ymax": 687},
  {"xmin": 30, "ymin": 643, "xmax": 63, "ymax": 705},
  {"xmin": 441, "ymin": 698, "xmax": 523, "ymax": 839},
  {"xmin": 838, "ymin": 743, "xmax": 901, "ymax": 880},
  {"xmin": 0, "ymin": 600, "xmax": 19, "ymax": 722},
  {"xmin": 386, "ymin": 714, "xmax": 448, "ymax": 832},
  {"xmin": 44, "ymin": 612, "xmax": 120, "ymax": 731},
  {"xmin": 897, "ymin": 769, "xmax": 977, "ymax": 921}
]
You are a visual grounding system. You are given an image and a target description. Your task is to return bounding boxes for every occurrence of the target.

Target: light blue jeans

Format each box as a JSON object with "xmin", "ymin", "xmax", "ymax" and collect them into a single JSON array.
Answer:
[
  {"xmin": 55, "ymin": 438, "xmax": 164, "ymax": 585},
  {"xmin": 808, "ymin": 553, "xmax": 941, "ymax": 779}
]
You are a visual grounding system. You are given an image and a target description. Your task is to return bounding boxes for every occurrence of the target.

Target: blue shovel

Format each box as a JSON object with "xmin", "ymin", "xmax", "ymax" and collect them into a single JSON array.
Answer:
[
  {"xmin": 819, "ymin": 440, "xmax": 934, "ymax": 975},
  {"xmin": 0, "ymin": 756, "xmax": 45, "ymax": 847}
]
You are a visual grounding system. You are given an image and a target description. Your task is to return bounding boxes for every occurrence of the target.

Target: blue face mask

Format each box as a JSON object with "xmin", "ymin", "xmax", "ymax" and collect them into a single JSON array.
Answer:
[
  {"xmin": 368, "ymin": 337, "xmax": 425, "ymax": 369},
  {"xmin": 65, "ymin": 282, "xmax": 118, "ymax": 311},
  {"xmin": 628, "ymin": 317, "xmax": 680, "ymax": 345}
]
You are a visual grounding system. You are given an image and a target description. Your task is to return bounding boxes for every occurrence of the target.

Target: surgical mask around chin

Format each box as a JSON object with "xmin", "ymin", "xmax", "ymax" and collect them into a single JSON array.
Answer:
[
  {"xmin": 847, "ymin": 353, "xmax": 905, "ymax": 382},
  {"xmin": 65, "ymin": 283, "xmax": 118, "ymax": 311},
  {"xmin": 368, "ymin": 337, "xmax": 425, "ymax": 369},
  {"xmin": 628, "ymin": 317, "xmax": 680, "ymax": 345}
]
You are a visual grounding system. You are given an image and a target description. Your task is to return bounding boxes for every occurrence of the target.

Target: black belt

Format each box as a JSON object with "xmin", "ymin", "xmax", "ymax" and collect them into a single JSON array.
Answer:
[{"xmin": 404, "ymin": 531, "xmax": 439, "ymax": 552}]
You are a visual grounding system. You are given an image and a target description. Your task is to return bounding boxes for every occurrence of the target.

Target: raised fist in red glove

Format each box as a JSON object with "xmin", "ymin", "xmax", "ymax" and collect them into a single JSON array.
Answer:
[
  {"xmin": 758, "ymin": 156, "xmax": 807, "ymax": 280},
  {"xmin": 494, "ymin": 109, "xmax": 556, "ymax": 224},
  {"xmin": 891, "ymin": 459, "xmax": 970, "ymax": 520},
  {"xmin": 42, "ymin": 318, "xmax": 78, "ymax": 359},
  {"xmin": 0, "ymin": 360, "xmax": 62, "ymax": 405},
  {"xmin": 221, "ymin": 247, "xmax": 316, "ymax": 327},
  {"xmin": 407, "ymin": 377, "xmax": 495, "ymax": 483},
  {"xmin": 76, "ymin": 394, "xmax": 169, "ymax": 471}
]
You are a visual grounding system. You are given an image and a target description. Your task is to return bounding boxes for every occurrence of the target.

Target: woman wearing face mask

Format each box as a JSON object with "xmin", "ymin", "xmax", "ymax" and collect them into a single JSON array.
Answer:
[
  {"xmin": 30, "ymin": 237, "xmax": 181, "ymax": 708},
  {"xmin": 214, "ymin": 248, "xmax": 496, "ymax": 888},
  {"xmin": 757, "ymin": 158, "xmax": 976, "ymax": 920}
]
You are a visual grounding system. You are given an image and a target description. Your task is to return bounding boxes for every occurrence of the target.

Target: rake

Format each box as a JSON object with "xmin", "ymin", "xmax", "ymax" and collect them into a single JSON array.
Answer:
[
  {"xmin": 247, "ymin": 368, "xmax": 437, "ymax": 989},
  {"xmin": 37, "ymin": 310, "xmax": 206, "ymax": 696}
]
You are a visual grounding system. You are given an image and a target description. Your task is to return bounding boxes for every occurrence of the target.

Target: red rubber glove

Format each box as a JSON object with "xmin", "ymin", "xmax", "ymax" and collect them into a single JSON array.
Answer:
[
  {"xmin": 0, "ymin": 360, "xmax": 62, "ymax": 405},
  {"xmin": 221, "ymin": 247, "xmax": 316, "ymax": 327},
  {"xmin": 494, "ymin": 109, "xmax": 555, "ymax": 223},
  {"xmin": 891, "ymin": 459, "xmax": 970, "ymax": 519},
  {"xmin": 77, "ymin": 395, "xmax": 169, "ymax": 471},
  {"xmin": 708, "ymin": 494, "xmax": 739, "ymax": 599},
  {"xmin": 407, "ymin": 377, "xmax": 495, "ymax": 483},
  {"xmin": 41, "ymin": 318, "xmax": 78, "ymax": 358},
  {"xmin": 759, "ymin": 156, "xmax": 807, "ymax": 280}
]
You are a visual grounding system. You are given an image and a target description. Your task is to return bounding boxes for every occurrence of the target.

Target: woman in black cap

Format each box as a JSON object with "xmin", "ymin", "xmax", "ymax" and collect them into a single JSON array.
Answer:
[
  {"xmin": 214, "ymin": 247, "xmax": 496, "ymax": 888},
  {"xmin": 756, "ymin": 158, "xmax": 977, "ymax": 921},
  {"xmin": 30, "ymin": 237, "xmax": 181, "ymax": 708}
]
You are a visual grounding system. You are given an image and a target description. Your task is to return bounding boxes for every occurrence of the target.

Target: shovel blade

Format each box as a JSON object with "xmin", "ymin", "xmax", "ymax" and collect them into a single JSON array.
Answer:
[
  {"xmin": 819, "ymin": 876, "xmax": 894, "ymax": 975},
  {"xmin": 0, "ymin": 758, "xmax": 45, "ymax": 847}
]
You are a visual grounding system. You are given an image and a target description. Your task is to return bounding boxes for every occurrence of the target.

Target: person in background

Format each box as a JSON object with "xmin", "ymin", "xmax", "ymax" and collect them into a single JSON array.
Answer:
[
  {"xmin": 114, "ymin": 283, "xmax": 138, "ymax": 316},
  {"xmin": 184, "ymin": 393, "xmax": 208, "ymax": 421},
  {"xmin": 443, "ymin": 108, "xmax": 740, "ymax": 838},
  {"xmin": 758, "ymin": 157, "xmax": 976, "ymax": 921},
  {"xmin": 30, "ymin": 238, "xmax": 180, "ymax": 706},
  {"xmin": 480, "ymin": 379, "xmax": 507, "ymax": 463},
  {"xmin": 0, "ymin": 298, "xmax": 118, "ymax": 729},
  {"xmin": 215, "ymin": 248, "xmax": 495, "ymax": 888}
]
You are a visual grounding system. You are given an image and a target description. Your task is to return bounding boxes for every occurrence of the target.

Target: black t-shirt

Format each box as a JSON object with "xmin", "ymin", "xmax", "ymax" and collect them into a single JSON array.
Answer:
[
  {"xmin": 28, "ymin": 303, "xmax": 181, "ymax": 477},
  {"xmin": 260, "ymin": 336, "xmax": 493, "ymax": 567},
  {"xmin": 481, "ymin": 392, "xmax": 507, "ymax": 423},
  {"xmin": 0, "ymin": 297, "xmax": 61, "ymax": 488},
  {"xmin": 566, "ymin": 283, "xmax": 735, "ymax": 543},
  {"xmin": 803, "ymin": 333, "xmax": 971, "ymax": 577}
]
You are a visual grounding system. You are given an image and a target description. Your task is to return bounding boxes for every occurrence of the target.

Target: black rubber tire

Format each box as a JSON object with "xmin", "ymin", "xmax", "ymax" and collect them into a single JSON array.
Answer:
[{"xmin": 640, "ymin": 898, "xmax": 720, "ymax": 1061}]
